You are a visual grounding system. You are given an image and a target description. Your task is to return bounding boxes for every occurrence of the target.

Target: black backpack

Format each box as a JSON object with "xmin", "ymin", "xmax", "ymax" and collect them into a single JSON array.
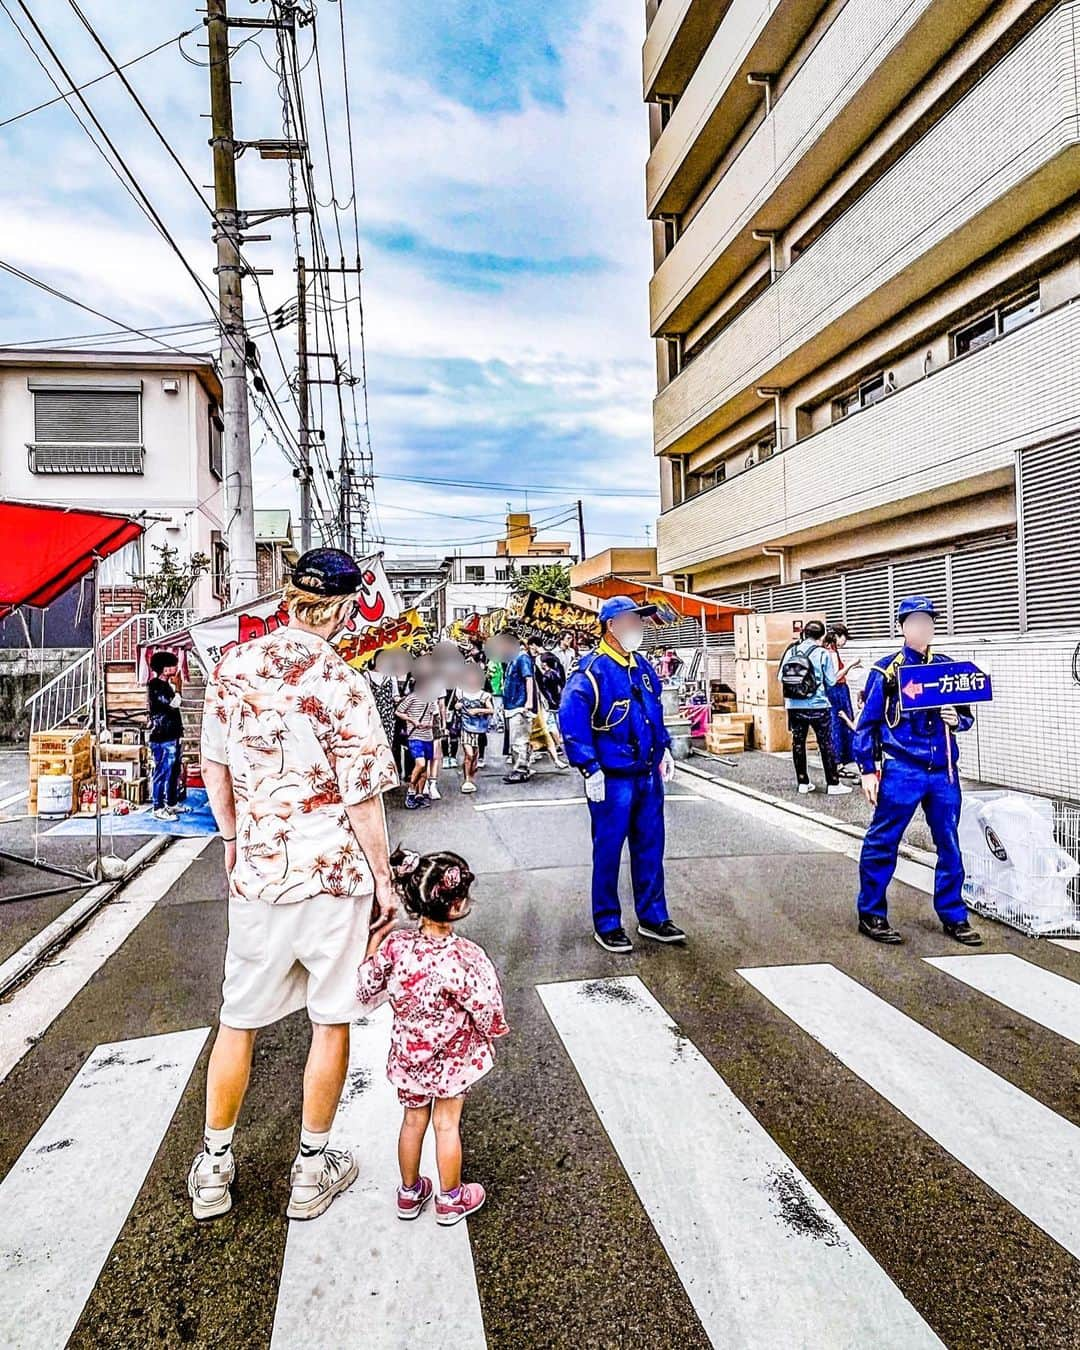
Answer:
[{"xmin": 779, "ymin": 641, "xmax": 820, "ymax": 700}]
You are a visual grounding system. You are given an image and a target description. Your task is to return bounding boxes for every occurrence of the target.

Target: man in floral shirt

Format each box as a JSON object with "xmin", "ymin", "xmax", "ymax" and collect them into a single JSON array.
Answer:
[{"xmin": 188, "ymin": 548, "xmax": 399, "ymax": 1224}]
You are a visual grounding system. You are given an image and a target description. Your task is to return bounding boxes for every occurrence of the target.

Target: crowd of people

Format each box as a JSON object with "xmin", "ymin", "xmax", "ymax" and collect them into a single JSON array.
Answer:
[{"xmin": 186, "ymin": 547, "xmax": 981, "ymax": 1237}]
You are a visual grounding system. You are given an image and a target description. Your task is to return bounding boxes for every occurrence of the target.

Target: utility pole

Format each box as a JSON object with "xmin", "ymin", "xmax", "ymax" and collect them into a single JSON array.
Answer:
[
  {"xmin": 576, "ymin": 498, "xmax": 587, "ymax": 561},
  {"xmin": 207, "ymin": 0, "xmax": 257, "ymax": 602},
  {"xmin": 295, "ymin": 254, "xmax": 312, "ymax": 552}
]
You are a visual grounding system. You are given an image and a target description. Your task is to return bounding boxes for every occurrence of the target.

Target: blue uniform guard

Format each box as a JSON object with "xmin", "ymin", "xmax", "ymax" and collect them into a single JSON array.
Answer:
[
  {"xmin": 853, "ymin": 641, "xmax": 973, "ymax": 927},
  {"xmin": 559, "ymin": 640, "xmax": 672, "ymax": 935}
]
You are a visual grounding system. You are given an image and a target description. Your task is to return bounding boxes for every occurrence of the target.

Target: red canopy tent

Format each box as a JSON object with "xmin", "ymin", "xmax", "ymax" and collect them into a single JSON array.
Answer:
[
  {"xmin": 0, "ymin": 500, "xmax": 144, "ymax": 890},
  {"xmin": 0, "ymin": 500, "xmax": 143, "ymax": 618}
]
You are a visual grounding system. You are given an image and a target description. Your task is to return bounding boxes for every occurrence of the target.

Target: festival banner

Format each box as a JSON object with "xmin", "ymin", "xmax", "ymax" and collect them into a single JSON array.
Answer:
[
  {"xmin": 335, "ymin": 608, "xmax": 429, "ymax": 669},
  {"xmin": 514, "ymin": 591, "xmax": 602, "ymax": 642},
  {"xmin": 189, "ymin": 556, "xmax": 399, "ymax": 670}
]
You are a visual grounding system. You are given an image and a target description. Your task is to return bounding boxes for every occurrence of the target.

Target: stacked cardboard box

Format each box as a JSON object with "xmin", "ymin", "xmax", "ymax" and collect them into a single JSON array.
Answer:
[
  {"xmin": 704, "ymin": 712, "xmax": 754, "ymax": 755},
  {"xmin": 733, "ymin": 612, "xmax": 826, "ymax": 753},
  {"xmin": 29, "ymin": 729, "xmax": 92, "ymax": 816},
  {"xmin": 99, "ymin": 742, "xmax": 149, "ymax": 783}
]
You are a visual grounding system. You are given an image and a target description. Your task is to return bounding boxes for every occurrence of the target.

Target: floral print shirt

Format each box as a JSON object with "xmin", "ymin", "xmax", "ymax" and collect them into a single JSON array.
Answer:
[
  {"xmin": 202, "ymin": 627, "xmax": 399, "ymax": 904},
  {"xmin": 356, "ymin": 929, "xmax": 509, "ymax": 1099}
]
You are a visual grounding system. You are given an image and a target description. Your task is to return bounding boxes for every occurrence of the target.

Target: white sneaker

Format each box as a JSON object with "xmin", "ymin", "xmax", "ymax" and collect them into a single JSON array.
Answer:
[
  {"xmin": 797, "ymin": 784, "xmax": 816, "ymax": 795},
  {"xmin": 827, "ymin": 784, "xmax": 853, "ymax": 795},
  {"xmin": 188, "ymin": 1149, "xmax": 235, "ymax": 1220},
  {"xmin": 460, "ymin": 781, "xmax": 477, "ymax": 794},
  {"xmin": 445, "ymin": 756, "xmax": 457, "ymax": 768},
  {"xmin": 286, "ymin": 1146, "xmax": 358, "ymax": 1221},
  {"xmin": 477, "ymin": 758, "xmax": 486, "ymax": 768},
  {"xmin": 152, "ymin": 807, "xmax": 178, "ymax": 821},
  {"xmin": 426, "ymin": 781, "xmax": 441, "ymax": 800}
]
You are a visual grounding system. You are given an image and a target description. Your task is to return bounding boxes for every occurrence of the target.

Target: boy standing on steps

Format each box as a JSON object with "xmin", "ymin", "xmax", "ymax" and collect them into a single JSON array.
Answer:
[{"xmin": 147, "ymin": 650, "xmax": 184, "ymax": 821}]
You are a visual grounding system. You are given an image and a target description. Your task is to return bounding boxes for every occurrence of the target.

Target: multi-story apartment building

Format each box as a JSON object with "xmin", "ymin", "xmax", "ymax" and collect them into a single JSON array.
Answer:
[
  {"xmin": 0, "ymin": 348, "xmax": 228, "ymax": 626},
  {"xmin": 643, "ymin": 0, "xmax": 1080, "ymax": 795}
]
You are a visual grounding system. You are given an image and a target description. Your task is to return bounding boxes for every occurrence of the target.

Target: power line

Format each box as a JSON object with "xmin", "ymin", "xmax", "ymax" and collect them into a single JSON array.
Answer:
[
  {"xmin": 0, "ymin": 23, "xmax": 199, "ymax": 129},
  {"xmin": 373, "ymin": 471, "xmax": 658, "ymax": 499}
]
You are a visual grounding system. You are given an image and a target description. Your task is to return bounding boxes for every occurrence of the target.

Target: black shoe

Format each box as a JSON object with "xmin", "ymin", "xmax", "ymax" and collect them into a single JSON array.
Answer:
[
  {"xmin": 858, "ymin": 915, "xmax": 903, "ymax": 944},
  {"xmin": 943, "ymin": 920, "xmax": 983, "ymax": 946},
  {"xmin": 502, "ymin": 769, "xmax": 530, "ymax": 784},
  {"xmin": 594, "ymin": 927, "xmax": 633, "ymax": 954},
  {"xmin": 637, "ymin": 919, "xmax": 688, "ymax": 944}
]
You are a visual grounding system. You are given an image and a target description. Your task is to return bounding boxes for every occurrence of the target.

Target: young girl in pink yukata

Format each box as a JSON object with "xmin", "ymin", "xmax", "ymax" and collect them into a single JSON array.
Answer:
[{"xmin": 357, "ymin": 847, "xmax": 509, "ymax": 1225}]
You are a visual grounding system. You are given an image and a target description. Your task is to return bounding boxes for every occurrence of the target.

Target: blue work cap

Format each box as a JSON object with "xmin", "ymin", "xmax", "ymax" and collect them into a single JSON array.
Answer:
[
  {"xmin": 599, "ymin": 595, "xmax": 658, "ymax": 626},
  {"xmin": 897, "ymin": 595, "xmax": 937, "ymax": 622}
]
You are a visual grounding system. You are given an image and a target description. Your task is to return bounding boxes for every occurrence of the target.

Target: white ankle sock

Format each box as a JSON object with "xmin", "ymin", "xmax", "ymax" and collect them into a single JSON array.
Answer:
[
  {"xmin": 204, "ymin": 1124, "xmax": 234, "ymax": 1158},
  {"xmin": 298, "ymin": 1127, "xmax": 330, "ymax": 1161}
]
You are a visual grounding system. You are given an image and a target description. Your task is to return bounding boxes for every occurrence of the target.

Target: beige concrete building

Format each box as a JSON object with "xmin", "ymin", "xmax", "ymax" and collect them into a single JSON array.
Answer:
[{"xmin": 644, "ymin": 0, "xmax": 1080, "ymax": 642}]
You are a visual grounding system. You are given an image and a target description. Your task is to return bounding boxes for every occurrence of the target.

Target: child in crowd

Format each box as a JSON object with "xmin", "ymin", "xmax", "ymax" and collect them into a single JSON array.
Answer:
[
  {"xmin": 454, "ymin": 663, "xmax": 494, "ymax": 794},
  {"xmin": 357, "ymin": 848, "xmax": 508, "ymax": 1225},
  {"xmin": 396, "ymin": 681, "xmax": 438, "ymax": 810}
]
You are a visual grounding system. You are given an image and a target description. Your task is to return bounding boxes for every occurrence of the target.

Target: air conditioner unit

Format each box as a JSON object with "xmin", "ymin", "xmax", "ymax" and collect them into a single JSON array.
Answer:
[{"xmin": 161, "ymin": 378, "xmax": 180, "ymax": 394}]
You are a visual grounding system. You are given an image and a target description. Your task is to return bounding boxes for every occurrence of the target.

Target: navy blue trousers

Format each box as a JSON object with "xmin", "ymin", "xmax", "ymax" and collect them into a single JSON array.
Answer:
[
  {"xmin": 857, "ymin": 758, "xmax": 967, "ymax": 925},
  {"xmin": 587, "ymin": 770, "xmax": 669, "ymax": 934},
  {"xmin": 151, "ymin": 740, "xmax": 182, "ymax": 808}
]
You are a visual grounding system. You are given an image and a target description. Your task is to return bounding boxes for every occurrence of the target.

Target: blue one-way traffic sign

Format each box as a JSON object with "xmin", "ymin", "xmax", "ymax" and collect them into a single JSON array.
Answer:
[{"xmin": 897, "ymin": 660, "xmax": 993, "ymax": 711}]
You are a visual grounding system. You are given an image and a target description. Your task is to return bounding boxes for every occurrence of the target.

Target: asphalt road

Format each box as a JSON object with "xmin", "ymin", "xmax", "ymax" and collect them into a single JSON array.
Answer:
[{"xmin": 1, "ymin": 757, "xmax": 1080, "ymax": 1348}]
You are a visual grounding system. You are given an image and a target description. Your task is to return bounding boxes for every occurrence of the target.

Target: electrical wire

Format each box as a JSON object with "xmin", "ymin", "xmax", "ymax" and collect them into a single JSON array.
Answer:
[{"xmin": 373, "ymin": 471, "xmax": 658, "ymax": 499}]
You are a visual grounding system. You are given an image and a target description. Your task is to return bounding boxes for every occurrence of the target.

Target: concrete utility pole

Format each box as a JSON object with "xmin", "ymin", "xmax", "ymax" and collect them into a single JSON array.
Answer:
[
  {"xmin": 207, "ymin": 0, "xmax": 258, "ymax": 603},
  {"xmin": 296, "ymin": 254, "xmax": 312, "ymax": 552},
  {"xmin": 576, "ymin": 498, "xmax": 587, "ymax": 561}
]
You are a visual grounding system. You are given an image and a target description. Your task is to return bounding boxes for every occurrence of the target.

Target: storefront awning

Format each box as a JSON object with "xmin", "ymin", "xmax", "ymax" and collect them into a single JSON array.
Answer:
[
  {"xmin": 0, "ymin": 499, "xmax": 143, "ymax": 617},
  {"xmin": 574, "ymin": 575, "xmax": 750, "ymax": 633}
]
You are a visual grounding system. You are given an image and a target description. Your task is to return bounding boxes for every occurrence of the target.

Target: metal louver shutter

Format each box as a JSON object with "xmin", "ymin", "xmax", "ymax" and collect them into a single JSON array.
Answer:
[
  {"xmin": 892, "ymin": 555, "xmax": 947, "ymax": 624},
  {"xmin": 842, "ymin": 566, "xmax": 892, "ymax": 637},
  {"xmin": 1021, "ymin": 437, "xmax": 1080, "ymax": 630},
  {"xmin": 768, "ymin": 582, "xmax": 804, "ymax": 612},
  {"xmin": 803, "ymin": 575, "xmax": 843, "ymax": 626},
  {"xmin": 951, "ymin": 542, "xmax": 1019, "ymax": 634},
  {"xmin": 33, "ymin": 389, "xmax": 140, "ymax": 444}
]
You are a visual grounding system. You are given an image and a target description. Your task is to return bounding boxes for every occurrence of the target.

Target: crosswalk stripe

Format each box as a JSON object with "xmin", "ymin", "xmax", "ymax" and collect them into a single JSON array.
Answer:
[
  {"xmin": 0, "ymin": 836, "xmax": 211, "ymax": 1086},
  {"xmin": 740, "ymin": 963, "xmax": 1080, "ymax": 1262},
  {"xmin": 271, "ymin": 1005, "xmax": 487, "ymax": 1349},
  {"xmin": 925, "ymin": 953, "xmax": 1080, "ymax": 1044},
  {"xmin": 0, "ymin": 1026, "xmax": 209, "ymax": 1350},
  {"xmin": 537, "ymin": 976, "xmax": 942, "ymax": 1349}
]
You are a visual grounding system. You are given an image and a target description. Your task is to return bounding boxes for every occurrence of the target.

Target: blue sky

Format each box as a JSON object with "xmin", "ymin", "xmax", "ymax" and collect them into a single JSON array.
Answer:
[{"xmin": 0, "ymin": 0, "xmax": 658, "ymax": 556}]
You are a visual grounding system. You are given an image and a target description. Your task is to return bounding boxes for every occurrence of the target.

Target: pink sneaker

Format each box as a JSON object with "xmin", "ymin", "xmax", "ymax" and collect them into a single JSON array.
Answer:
[
  {"xmin": 397, "ymin": 1176, "xmax": 434, "ymax": 1220},
  {"xmin": 435, "ymin": 1182, "xmax": 486, "ymax": 1226}
]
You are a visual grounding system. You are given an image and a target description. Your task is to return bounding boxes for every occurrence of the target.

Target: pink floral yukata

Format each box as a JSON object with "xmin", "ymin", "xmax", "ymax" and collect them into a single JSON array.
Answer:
[{"xmin": 357, "ymin": 930, "xmax": 509, "ymax": 1108}]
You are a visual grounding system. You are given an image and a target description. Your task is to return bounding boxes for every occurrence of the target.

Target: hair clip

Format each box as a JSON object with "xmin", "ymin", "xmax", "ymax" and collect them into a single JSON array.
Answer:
[
  {"xmin": 435, "ymin": 864, "xmax": 462, "ymax": 895},
  {"xmin": 393, "ymin": 850, "xmax": 421, "ymax": 878}
]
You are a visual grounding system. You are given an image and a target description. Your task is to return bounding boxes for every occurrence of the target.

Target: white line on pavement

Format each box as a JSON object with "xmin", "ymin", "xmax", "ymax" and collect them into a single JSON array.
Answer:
[
  {"xmin": 538, "ymin": 975, "xmax": 941, "ymax": 1349},
  {"xmin": 473, "ymin": 794, "xmax": 702, "ymax": 812},
  {"xmin": 271, "ymin": 1005, "xmax": 487, "ymax": 1350},
  {"xmin": 0, "ymin": 836, "xmax": 212, "ymax": 1086},
  {"xmin": 676, "ymin": 768, "xmax": 937, "ymax": 896},
  {"xmin": 0, "ymin": 1026, "xmax": 209, "ymax": 1350},
  {"xmin": 740, "ymin": 963, "xmax": 1080, "ymax": 1261},
  {"xmin": 925, "ymin": 953, "xmax": 1080, "ymax": 1044},
  {"xmin": 0, "ymin": 789, "xmax": 28, "ymax": 810}
]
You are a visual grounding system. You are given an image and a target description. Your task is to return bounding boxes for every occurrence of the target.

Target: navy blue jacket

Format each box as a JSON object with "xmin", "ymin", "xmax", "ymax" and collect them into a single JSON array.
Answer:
[
  {"xmin": 558, "ymin": 645, "xmax": 671, "ymax": 778},
  {"xmin": 853, "ymin": 646, "xmax": 974, "ymax": 774}
]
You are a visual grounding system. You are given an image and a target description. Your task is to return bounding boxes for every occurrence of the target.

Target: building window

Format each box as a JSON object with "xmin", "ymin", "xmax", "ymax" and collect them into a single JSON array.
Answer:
[
  {"xmin": 464, "ymin": 565, "xmax": 485, "ymax": 583},
  {"xmin": 832, "ymin": 373, "xmax": 889, "ymax": 422},
  {"xmin": 211, "ymin": 530, "xmax": 229, "ymax": 603},
  {"xmin": 28, "ymin": 383, "xmax": 143, "ymax": 474},
  {"xmin": 952, "ymin": 289, "xmax": 1040, "ymax": 358},
  {"xmin": 657, "ymin": 94, "xmax": 678, "ymax": 130},
  {"xmin": 208, "ymin": 406, "xmax": 224, "ymax": 480}
]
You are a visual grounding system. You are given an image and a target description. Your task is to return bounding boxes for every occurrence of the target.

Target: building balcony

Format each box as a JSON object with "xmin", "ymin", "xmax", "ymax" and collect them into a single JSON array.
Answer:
[
  {"xmin": 653, "ymin": 4, "xmax": 1080, "ymax": 457},
  {"xmin": 643, "ymin": 0, "xmax": 727, "ymax": 102},
  {"xmin": 648, "ymin": 0, "xmax": 997, "ymax": 320},
  {"xmin": 655, "ymin": 298, "xmax": 1080, "ymax": 575}
]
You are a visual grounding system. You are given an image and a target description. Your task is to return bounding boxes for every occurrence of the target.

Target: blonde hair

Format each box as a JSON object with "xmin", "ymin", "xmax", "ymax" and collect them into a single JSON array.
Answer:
[{"xmin": 282, "ymin": 580, "xmax": 354, "ymax": 629}]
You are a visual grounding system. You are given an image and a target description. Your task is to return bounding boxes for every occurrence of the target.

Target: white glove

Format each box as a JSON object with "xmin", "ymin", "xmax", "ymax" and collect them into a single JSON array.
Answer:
[
  {"xmin": 939, "ymin": 706, "xmax": 959, "ymax": 728},
  {"xmin": 584, "ymin": 770, "xmax": 606, "ymax": 803},
  {"xmin": 659, "ymin": 749, "xmax": 675, "ymax": 783}
]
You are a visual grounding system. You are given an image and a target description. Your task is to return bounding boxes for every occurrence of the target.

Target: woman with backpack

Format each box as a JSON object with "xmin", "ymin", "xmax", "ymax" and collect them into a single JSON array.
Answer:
[{"xmin": 779, "ymin": 620, "xmax": 852, "ymax": 796}]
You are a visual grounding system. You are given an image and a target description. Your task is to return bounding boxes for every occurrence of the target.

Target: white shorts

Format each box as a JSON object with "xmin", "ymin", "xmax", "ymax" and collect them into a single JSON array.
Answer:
[{"xmin": 220, "ymin": 892, "xmax": 373, "ymax": 1029}]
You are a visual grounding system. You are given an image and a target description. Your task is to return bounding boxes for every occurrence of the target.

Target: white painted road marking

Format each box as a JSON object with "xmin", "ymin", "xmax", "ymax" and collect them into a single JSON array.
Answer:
[
  {"xmin": 538, "ymin": 975, "xmax": 941, "ymax": 1349},
  {"xmin": 740, "ymin": 963, "xmax": 1080, "ymax": 1261},
  {"xmin": 0, "ymin": 836, "xmax": 212, "ymax": 1085},
  {"xmin": 926, "ymin": 953, "xmax": 1080, "ymax": 1044},
  {"xmin": 0, "ymin": 789, "xmax": 28, "ymax": 811},
  {"xmin": 271, "ymin": 1005, "xmax": 487, "ymax": 1349},
  {"xmin": 0, "ymin": 1027, "xmax": 209, "ymax": 1350},
  {"xmin": 473, "ymin": 794, "xmax": 701, "ymax": 812}
]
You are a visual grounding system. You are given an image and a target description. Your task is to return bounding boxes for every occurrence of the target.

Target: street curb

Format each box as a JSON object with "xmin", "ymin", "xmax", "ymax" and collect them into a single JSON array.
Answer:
[
  {"xmin": 0, "ymin": 835, "xmax": 171, "ymax": 1001},
  {"xmin": 677, "ymin": 759, "xmax": 938, "ymax": 869}
]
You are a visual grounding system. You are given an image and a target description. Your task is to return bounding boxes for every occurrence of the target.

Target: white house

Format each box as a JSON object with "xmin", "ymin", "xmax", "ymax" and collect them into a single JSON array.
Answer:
[{"xmin": 0, "ymin": 348, "xmax": 227, "ymax": 619}]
